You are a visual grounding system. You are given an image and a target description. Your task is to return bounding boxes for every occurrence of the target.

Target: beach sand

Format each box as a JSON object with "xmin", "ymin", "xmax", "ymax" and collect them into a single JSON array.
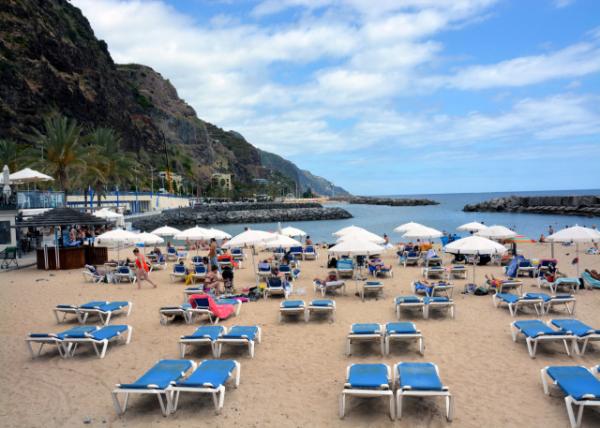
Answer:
[{"xmin": 1, "ymin": 242, "xmax": 599, "ymax": 427}]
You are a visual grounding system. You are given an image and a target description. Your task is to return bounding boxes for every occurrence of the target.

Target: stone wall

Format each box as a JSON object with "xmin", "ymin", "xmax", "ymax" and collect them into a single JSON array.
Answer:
[{"xmin": 463, "ymin": 195, "xmax": 600, "ymax": 216}]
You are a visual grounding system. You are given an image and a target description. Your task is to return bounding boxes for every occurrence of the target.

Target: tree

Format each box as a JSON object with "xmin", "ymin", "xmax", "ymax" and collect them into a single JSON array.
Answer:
[
  {"xmin": 85, "ymin": 128, "xmax": 135, "ymax": 206},
  {"xmin": 0, "ymin": 139, "xmax": 24, "ymax": 171},
  {"xmin": 31, "ymin": 115, "xmax": 88, "ymax": 194},
  {"xmin": 302, "ymin": 187, "xmax": 315, "ymax": 198}
]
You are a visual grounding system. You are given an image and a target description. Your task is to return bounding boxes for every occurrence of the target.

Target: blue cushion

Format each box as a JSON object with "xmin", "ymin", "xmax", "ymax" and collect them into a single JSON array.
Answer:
[
  {"xmin": 177, "ymin": 360, "xmax": 236, "ymax": 388},
  {"xmin": 395, "ymin": 295, "xmax": 421, "ymax": 304},
  {"xmin": 30, "ymin": 326, "xmax": 97, "ymax": 340},
  {"xmin": 222, "ymin": 326, "xmax": 258, "ymax": 340},
  {"xmin": 174, "ymin": 265, "xmax": 186, "ymax": 273},
  {"xmin": 77, "ymin": 301, "xmax": 108, "ymax": 309},
  {"xmin": 524, "ymin": 293, "xmax": 551, "ymax": 302},
  {"xmin": 351, "ymin": 323, "xmax": 381, "ymax": 334},
  {"xmin": 90, "ymin": 325, "xmax": 128, "ymax": 341},
  {"xmin": 120, "ymin": 360, "xmax": 193, "ymax": 390},
  {"xmin": 386, "ymin": 322, "xmax": 417, "ymax": 335},
  {"xmin": 216, "ymin": 299, "xmax": 240, "ymax": 306},
  {"xmin": 551, "ymin": 319, "xmax": 599, "ymax": 337},
  {"xmin": 497, "ymin": 293, "xmax": 520, "ymax": 304},
  {"xmin": 423, "ymin": 296, "xmax": 450, "ymax": 304},
  {"xmin": 365, "ymin": 281, "xmax": 383, "ymax": 286},
  {"xmin": 514, "ymin": 320, "xmax": 563, "ymax": 338},
  {"xmin": 311, "ymin": 299, "xmax": 333, "ymax": 307},
  {"xmin": 82, "ymin": 301, "xmax": 128, "ymax": 312},
  {"xmin": 182, "ymin": 325, "xmax": 224, "ymax": 340},
  {"xmin": 398, "ymin": 362, "xmax": 443, "ymax": 391},
  {"xmin": 281, "ymin": 300, "xmax": 304, "ymax": 308},
  {"xmin": 547, "ymin": 366, "xmax": 600, "ymax": 400},
  {"xmin": 348, "ymin": 364, "xmax": 389, "ymax": 388}
]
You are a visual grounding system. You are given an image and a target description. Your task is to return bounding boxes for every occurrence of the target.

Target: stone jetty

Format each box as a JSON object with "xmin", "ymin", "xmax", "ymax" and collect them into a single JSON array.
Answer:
[
  {"xmin": 132, "ymin": 202, "xmax": 352, "ymax": 230},
  {"xmin": 463, "ymin": 195, "xmax": 600, "ymax": 217},
  {"xmin": 331, "ymin": 196, "xmax": 439, "ymax": 206}
]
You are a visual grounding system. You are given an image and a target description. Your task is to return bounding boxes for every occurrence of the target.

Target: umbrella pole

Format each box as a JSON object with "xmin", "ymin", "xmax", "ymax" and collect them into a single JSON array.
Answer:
[{"xmin": 576, "ymin": 243, "xmax": 580, "ymax": 277}]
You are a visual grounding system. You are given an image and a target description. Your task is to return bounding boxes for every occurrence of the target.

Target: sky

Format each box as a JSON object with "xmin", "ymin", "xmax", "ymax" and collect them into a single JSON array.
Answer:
[{"xmin": 72, "ymin": 0, "xmax": 600, "ymax": 195}]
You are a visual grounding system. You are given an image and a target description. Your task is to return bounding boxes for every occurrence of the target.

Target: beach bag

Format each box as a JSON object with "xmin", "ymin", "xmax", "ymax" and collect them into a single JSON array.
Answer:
[{"xmin": 474, "ymin": 287, "xmax": 489, "ymax": 296}]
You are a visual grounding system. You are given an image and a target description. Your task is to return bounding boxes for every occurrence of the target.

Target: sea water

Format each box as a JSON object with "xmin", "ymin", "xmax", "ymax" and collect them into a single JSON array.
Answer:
[{"xmin": 173, "ymin": 189, "xmax": 600, "ymax": 244}]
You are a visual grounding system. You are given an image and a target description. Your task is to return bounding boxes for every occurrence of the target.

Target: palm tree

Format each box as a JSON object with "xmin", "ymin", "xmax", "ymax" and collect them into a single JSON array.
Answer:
[
  {"xmin": 31, "ymin": 115, "xmax": 88, "ymax": 194},
  {"xmin": 0, "ymin": 138, "xmax": 25, "ymax": 171},
  {"xmin": 86, "ymin": 128, "xmax": 135, "ymax": 206}
]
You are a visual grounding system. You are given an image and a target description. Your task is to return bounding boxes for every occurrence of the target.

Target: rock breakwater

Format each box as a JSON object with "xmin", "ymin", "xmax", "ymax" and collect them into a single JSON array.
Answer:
[{"xmin": 463, "ymin": 195, "xmax": 600, "ymax": 217}]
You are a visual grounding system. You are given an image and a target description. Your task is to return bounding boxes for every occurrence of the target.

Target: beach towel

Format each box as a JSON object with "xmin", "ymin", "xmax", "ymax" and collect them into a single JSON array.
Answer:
[{"xmin": 188, "ymin": 294, "xmax": 235, "ymax": 320}]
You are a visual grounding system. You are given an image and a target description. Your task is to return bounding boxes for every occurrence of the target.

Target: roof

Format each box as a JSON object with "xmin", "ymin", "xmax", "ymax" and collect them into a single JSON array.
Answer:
[{"xmin": 15, "ymin": 207, "xmax": 113, "ymax": 228}]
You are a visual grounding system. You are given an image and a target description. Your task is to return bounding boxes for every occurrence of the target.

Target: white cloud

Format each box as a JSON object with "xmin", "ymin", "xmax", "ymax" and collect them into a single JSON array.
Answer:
[
  {"xmin": 554, "ymin": 0, "xmax": 575, "ymax": 8},
  {"xmin": 73, "ymin": 0, "xmax": 600, "ymax": 168},
  {"xmin": 443, "ymin": 43, "xmax": 600, "ymax": 89}
]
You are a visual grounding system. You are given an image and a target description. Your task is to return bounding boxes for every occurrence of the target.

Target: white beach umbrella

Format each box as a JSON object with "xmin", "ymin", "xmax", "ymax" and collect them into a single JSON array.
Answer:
[
  {"xmin": 444, "ymin": 236, "xmax": 507, "ymax": 286},
  {"xmin": 280, "ymin": 226, "xmax": 307, "ymax": 237},
  {"xmin": 444, "ymin": 236, "xmax": 507, "ymax": 255},
  {"xmin": 394, "ymin": 221, "xmax": 425, "ymax": 233},
  {"xmin": 207, "ymin": 228, "xmax": 232, "ymax": 240},
  {"xmin": 402, "ymin": 225, "xmax": 443, "ymax": 240},
  {"xmin": 337, "ymin": 230, "xmax": 385, "ymax": 244},
  {"xmin": 6, "ymin": 167, "xmax": 54, "ymax": 184},
  {"xmin": 175, "ymin": 226, "xmax": 212, "ymax": 241},
  {"xmin": 547, "ymin": 225, "xmax": 600, "ymax": 276},
  {"xmin": 328, "ymin": 238, "xmax": 384, "ymax": 256},
  {"xmin": 222, "ymin": 229, "xmax": 277, "ymax": 248},
  {"xmin": 476, "ymin": 225, "xmax": 517, "ymax": 240},
  {"xmin": 151, "ymin": 225, "xmax": 181, "ymax": 237},
  {"xmin": 135, "ymin": 232, "xmax": 164, "ymax": 245},
  {"xmin": 333, "ymin": 225, "xmax": 369, "ymax": 237},
  {"xmin": 96, "ymin": 228, "xmax": 139, "ymax": 260},
  {"xmin": 457, "ymin": 222, "xmax": 488, "ymax": 232},
  {"xmin": 222, "ymin": 229, "xmax": 277, "ymax": 275},
  {"xmin": 263, "ymin": 234, "xmax": 303, "ymax": 249}
]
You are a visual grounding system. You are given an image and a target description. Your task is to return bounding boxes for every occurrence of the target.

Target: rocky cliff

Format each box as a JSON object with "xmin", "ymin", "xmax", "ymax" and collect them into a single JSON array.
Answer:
[
  {"xmin": 258, "ymin": 149, "xmax": 349, "ymax": 196},
  {"xmin": 0, "ymin": 0, "xmax": 344, "ymax": 195},
  {"xmin": 331, "ymin": 196, "xmax": 439, "ymax": 206},
  {"xmin": 463, "ymin": 195, "xmax": 600, "ymax": 217}
]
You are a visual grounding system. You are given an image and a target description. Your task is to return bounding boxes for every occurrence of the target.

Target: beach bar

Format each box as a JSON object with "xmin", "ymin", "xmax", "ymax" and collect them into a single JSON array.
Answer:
[{"xmin": 15, "ymin": 208, "xmax": 112, "ymax": 270}]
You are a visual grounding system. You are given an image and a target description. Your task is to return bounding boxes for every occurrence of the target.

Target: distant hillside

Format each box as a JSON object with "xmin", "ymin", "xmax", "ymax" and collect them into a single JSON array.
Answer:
[
  {"xmin": 259, "ymin": 149, "xmax": 350, "ymax": 196},
  {"xmin": 0, "ymin": 0, "xmax": 345, "ymax": 196}
]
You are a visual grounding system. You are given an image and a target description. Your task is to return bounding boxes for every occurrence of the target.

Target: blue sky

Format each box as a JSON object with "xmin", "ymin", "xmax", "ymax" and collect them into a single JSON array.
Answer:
[{"xmin": 74, "ymin": 0, "xmax": 600, "ymax": 195}]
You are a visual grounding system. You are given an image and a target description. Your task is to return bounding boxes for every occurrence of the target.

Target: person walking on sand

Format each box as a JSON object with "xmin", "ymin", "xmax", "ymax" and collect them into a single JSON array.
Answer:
[
  {"xmin": 133, "ymin": 248, "xmax": 157, "ymax": 289},
  {"xmin": 208, "ymin": 238, "xmax": 219, "ymax": 272}
]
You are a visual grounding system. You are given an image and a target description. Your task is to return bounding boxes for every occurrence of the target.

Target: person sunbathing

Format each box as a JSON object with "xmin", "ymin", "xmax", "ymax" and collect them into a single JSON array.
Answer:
[
  {"xmin": 314, "ymin": 271, "xmax": 339, "ymax": 284},
  {"xmin": 585, "ymin": 269, "xmax": 600, "ymax": 280}
]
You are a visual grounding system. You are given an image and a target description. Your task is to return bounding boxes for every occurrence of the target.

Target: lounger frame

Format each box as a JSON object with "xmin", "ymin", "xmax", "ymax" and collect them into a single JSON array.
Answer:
[
  {"xmin": 346, "ymin": 324, "xmax": 384, "ymax": 356},
  {"xmin": 395, "ymin": 299, "xmax": 425, "ymax": 320},
  {"xmin": 394, "ymin": 363, "xmax": 453, "ymax": 421},
  {"xmin": 215, "ymin": 326, "xmax": 262, "ymax": 358},
  {"xmin": 169, "ymin": 360, "xmax": 240, "ymax": 414},
  {"xmin": 313, "ymin": 280, "xmax": 346, "ymax": 296},
  {"xmin": 541, "ymin": 366, "xmax": 600, "ymax": 428},
  {"xmin": 179, "ymin": 327, "xmax": 226, "ymax": 358},
  {"xmin": 543, "ymin": 296, "xmax": 576, "ymax": 315},
  {"xmin": 78, "ymin": 301, "xmax": 133, "ymax": 325},
  {"xmin": 492, "ymin": 294, "xmax": 543, "ymax": 317},
  {"xmin": 339, "ymin": 364, "xmax": 394, "ymax": 420},
  {"xmin": 360, "ymin": 281, "xmax": 384, "ymax": 301},
  {"xmin": 63, "ymin": 325, "xmax": 133, "ymax": 359},
  {"xmin": 385, "ymin": 324, "xmax": 424, "ymax": 356},
  {"xmin": 423, "ymin": 299, "xmax": 455, "ymax": 320},
  {"xmin": 279, "ymin": 302, "xmax": 306, "ymax": 323},
  {"xmin": 306, "ymin": 300, "xmax": 336, "ymax": 322},
  {"xmin": 160, "ymin": 306, "xmax": 192, "ymax": 325},
  {"xmin": 511, "ymin": 321, "xmax": 575, "ymax": 358}
]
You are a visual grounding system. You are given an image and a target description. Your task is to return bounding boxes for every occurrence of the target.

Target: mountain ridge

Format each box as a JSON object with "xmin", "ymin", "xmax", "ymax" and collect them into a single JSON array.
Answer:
[{"xmin": 0, "ymin": 0, "xmax": 348, "ymax": 196}]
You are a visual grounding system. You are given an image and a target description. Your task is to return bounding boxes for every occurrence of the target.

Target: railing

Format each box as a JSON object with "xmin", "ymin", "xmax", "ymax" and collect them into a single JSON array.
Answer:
[{"xmin": 16, "ymin": 191, "xmax": 65, "ymax": 209}]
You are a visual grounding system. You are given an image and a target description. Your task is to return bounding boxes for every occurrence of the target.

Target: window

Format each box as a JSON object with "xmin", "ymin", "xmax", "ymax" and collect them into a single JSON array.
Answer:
[{"xmin": 0, "ymin": 221, "xmax": 11, "ymax": 244}]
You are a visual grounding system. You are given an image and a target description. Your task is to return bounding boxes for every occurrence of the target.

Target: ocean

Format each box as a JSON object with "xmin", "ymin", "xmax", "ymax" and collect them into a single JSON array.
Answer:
[{"xmin": 176, "ymin": 189, "xmax": 600, "ymax": 244}]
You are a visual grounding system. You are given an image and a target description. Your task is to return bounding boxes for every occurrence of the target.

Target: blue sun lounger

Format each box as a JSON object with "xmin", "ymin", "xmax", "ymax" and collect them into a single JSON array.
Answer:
[
  {"xmin": 160, "ymin": 303, "xmax": 193, "ymax": 325},
  {"xmin": 525, "ymin": 292, "xmax": 577, "ymax": 315},
  {"xmin": 541, "ymin": 365, "xmax": 600, "ymax": 428},
  {"xmin": 492, "ymin": 293, "xmax": 544, "ymax": 317},
  {"xmin": 61, "ymin": 324, "xmax": 132, "ymax": 359},
  {"xmin": 340, "ymin": 363, "xmax": 394, "ymax": 420},
  {"xmin": 346, "ymin": 323, "xmax": 384, "ymax": 356},
  {"xmin": 394, "ymin": 295, "xmax": 424, "ymax": 319},
  {"xmin": 179, "ymin": 325, "xmax": 225, "ymax": 358},
  {"xmin": 279, "ymin": 300, "xmax": 305, "ymax": 322},
  {"xmin": 53, "ymin": 301, "xmax": 132, "ymax": 325},
  {"xmin": 423, "ymin": 296, "xmax": 455, "ymax": 319},
  {"xmin": 26, "ymin": 326, "xmax": 97, "ymax": 358},
  {"xmin": 385, "ymin": 322, "xmax": 424, "ymax": 356},
  {"xmin": 112, "ymin": 359, "xmax": 195, "ymax": 416},
  {"xmin": 511, "ymin": 320, "xmax": 575, "ymax": 358},
  {"xmin": 360, "ymin": 281, "xmax": 384, "ymax": 301},
  {"xmin": 550, "ymin": 319, "xmax": 600, "ymax": 356},
  {"xmin": 306, "ymin": 299, "xmax": 336, "ymax": 322},
  {"xmin": 170, "ymin": 359, "xmax": 241, "ymax": 414},
  {"xmin": 215, "ymin": 325, "xmax": 261, "ymax": 358},
  {"xmin": 395, "ymin": 362, "xmax": 453, "ymax": 421}
]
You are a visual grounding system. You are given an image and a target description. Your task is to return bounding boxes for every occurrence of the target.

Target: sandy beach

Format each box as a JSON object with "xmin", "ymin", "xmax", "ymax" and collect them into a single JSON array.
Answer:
[{"xmin": 1, "ymin": 242, "xmax": 599, "ymax": 428}]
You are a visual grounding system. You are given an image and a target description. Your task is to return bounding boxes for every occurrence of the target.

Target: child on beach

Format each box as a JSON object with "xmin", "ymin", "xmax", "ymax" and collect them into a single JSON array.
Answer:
[{"xmin": 133, "ymin": 248, "xmax": 157, "ymax": 289}]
